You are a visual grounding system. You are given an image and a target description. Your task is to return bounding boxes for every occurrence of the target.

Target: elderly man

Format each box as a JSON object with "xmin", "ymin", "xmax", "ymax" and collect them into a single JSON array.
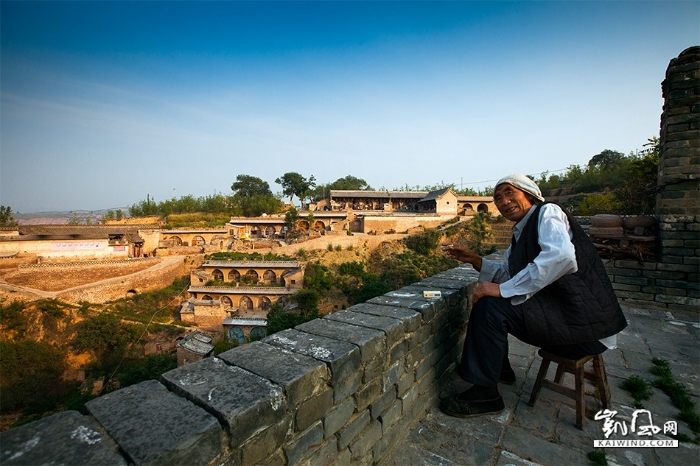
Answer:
[{"xmin": 441, "ymin": 174, "xmax": 626, "ymax": 417}]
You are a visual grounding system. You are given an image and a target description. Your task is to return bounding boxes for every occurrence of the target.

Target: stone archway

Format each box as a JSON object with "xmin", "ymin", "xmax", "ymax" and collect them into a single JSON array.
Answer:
[
  {"xmin": 297, "ymin": 220, "xmax": 310, "ymax": 230},
  {"xmin": 221, "ymin": 296, "xmax": 233, "ymax": 308},
  {"xmin": 239, "ymin": 296, "xmax": 253, "ymax": 312},
  {"xmin": 258, "ymin": 296, "xmax": 271, "ymax": 311},
  {"xmin": 462, "ymin": 204, "xmax": 474, "ymax": 215},
  {"xmin": 228, "ymin": 327, "xmax": 245, "ymax": 344},
  {"xmin": 313, "ymin": 220, "xmax": 325, "ymax": 230},
  {"xmin": 265, "ymin": 226, "xmax": 276, "ymax": 237},
  {"xmin": 250, "ymin": 327, "xmax": 266, "ymax": 340},
  {"xmin": 244, "ymin": 270, "xmax": 259, "ymax": 284},
  {"xmin": 228, "ymin": 270, "xmax": 241, "ymax": 282},
  {"xmin": 262, "ymin": 270, "xmax": 276, "ymax": 284},
  {"xmin": 192, "ymin": 236, "xmax": 206, "ymax": 246},
  {"xmin": 212, "ymin": 269, "xmax": 224, "ymax": 281},
  {"xmin": 477, "ymin": 203, "xmax": 489, "ymax": 213},
  {"xmin": 170, "ymin": 236, "xmax": 183, "ymax": 246}
]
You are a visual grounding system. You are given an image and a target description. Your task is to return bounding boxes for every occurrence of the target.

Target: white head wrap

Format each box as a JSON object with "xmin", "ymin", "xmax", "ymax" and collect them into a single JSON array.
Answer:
[{"xmin": 495, "ymin": 174, "xmax": 545, "ymax": 203}]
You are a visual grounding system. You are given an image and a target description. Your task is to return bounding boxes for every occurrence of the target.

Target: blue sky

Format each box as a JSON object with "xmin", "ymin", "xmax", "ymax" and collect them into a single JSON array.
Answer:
[{"xmin": 1, "ymin": 1, "xmax": 698, "ymax": 213}]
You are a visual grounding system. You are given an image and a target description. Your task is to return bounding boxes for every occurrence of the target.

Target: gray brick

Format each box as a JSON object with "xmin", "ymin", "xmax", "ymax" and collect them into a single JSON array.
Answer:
[
  {"xmin": 615, "ymin": 276, "xmax": 654, "ymax": 286},
  {"xmin": 283, "ymin": 421, "xmax": 324, "ymax": 465},
  {"xmin": 370, "ymin": 386, "xmax": 398, "ymax": 420},
  {"xmin": 297, "ymin": 318, "xmax": 385, "ymax": 364},
  {"xmin": 85, "ymin": 380, "xmax": 222, "ymax": 466},
  {"xmin": 241, "ymin": 417, "xmax": 291, "ymax": 465},
  {"xmin": 383, "ymin": 361, "xmax": 404, "ymax": 391},
  {"xmin": 296, "ymin": 387, "xmax": 333, "ymax": 432},
  {"xmin": 338, "ymin": 410, "xmax": 371, "ymax": 450},
  {"xmin": 325, "ymin": 308, "xmax": 405, "ymax": 348},
  {"xmin": 160, "ymin": 357, "xmax": 285, "ymax": 448},
  {"xmin": 378, "ymin": 399, "xmax": 403, "ymax": 433},
  {"xmin": 300, "ymin": 438, "xmax": 338, "ymax": 466},
  {"xmin": 390, "ymin": 338, "xmax": 409, "ymax": 364},
  {"xmin": 349, "ymin": 420, "xmax": 382, "ymax": 460},
  {"xmin": 218, "ymin": 341, "xmax": 329, "ymax": 407},
  {"xmin": 355, "ymin": 378, "xmax": 382, "ymax": 412},
  {"xmin": 612, "ymin": 283, "xmax": 641, "ymax": 292},
  {"xmin": 349, "ymin": 302, "xmax": 422, "ymax": 332},
  {"xmin": 400, "ymin": 383, "xmax": 420, "ymax": 414},
  {"xmin": 324, "ymin": 398, "xmax": 355, "ymax": 438},
  {"xmin": 264, "ymin": 329, "xmax": 361, "ymax": 404},
  {"xmin": 363, "ymin": 355, "xmax": 385, "ymax": 383},
  {"xmin": 0, "ymin": 411, "xmax": 127, "ymax": 466},
  {"xmin": 367, "ymin": 294, "xmax": 440, "ymax": 323},
  {"xmin": 396, "ymin": 371, "xmax": 415, "ymax": 398}
]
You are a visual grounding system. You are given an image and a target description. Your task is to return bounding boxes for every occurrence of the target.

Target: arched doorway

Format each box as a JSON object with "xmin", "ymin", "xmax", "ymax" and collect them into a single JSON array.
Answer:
[
  {"xmin": 202, "ymin": 295, "xmax": 213, "ymax": 301},
  {"xmin": 221, "ymin": 296, "xmax": 233, "ymax": 307},
  {"xmin": 297, "ymin": 220, "xmax": 310, "ymax": 230},
  {"xmin": 228, "ymin": 270, "xmax": 241, "ymax": 282},
  {"xmin": 212, "ymin": 269, "xmax": 224, "ymax": 281},
  {"xmin": 192, "ymin": 236, "xmax": 206, "ymax": 246},
  {"xmin": 313, "ymin": 220, "xmax": 325, "ymax": 230},
  {"xmin": 244, "ymin": 270, "xmax": 259, "ymax": 284},
  {"xmin": 477, "ymin": 203, "xmax": 489, "ymax": 213},
  {"xmin": 258, "ymin": 296, "xmax": 271, "ymax": 312},
  {"xmin": 262, "ymin": 270, "xmax": 276, "ymax": 284},
  {"xmin": 250, "ymin": 327, "xmax": 266, "ymax": 341},
  {"xmin": 239, "ymin": 296, "xmax": 253, "ymax": 312},
  {"xmin": 170, "ymin": 236, "xmax": 183, "ymax": 246},
  {"xmin": 228, "ymin": 327, "xmax": 245, "ymax": 344},
  {"xmin": 265, "ymin": 226, "xmax": 276, "ymax": 237}
]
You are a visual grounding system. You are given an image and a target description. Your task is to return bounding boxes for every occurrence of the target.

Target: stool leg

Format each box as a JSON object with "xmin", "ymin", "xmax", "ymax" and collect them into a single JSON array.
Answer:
[
  {"xmin": 593, "ymin": 355, "xmax": 611, "ymax": 409},
  {"xmin": 554, "ymin": 363, "xmax": 565, "ymax": 383},
  {"xmin": 529, "ymin": 358, "xmax": 551, "ymax": 407},
  {"xmin": 575, "ymin": 364, "xmax": 585, "ymax": 430}
]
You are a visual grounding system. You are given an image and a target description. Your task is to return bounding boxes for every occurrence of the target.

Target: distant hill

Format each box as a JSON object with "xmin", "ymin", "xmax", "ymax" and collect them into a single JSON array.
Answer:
[{"xmin": 14, "ymin": 209, "xmax": 129, "ymax": 225}]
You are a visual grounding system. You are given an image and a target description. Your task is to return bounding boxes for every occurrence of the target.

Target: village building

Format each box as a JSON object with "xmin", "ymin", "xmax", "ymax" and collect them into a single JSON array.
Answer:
[
  {"xmin": 159, "ymin": 228, "xmax": 229, "ymax": 249},
  {"xmin": 175, "ymin": 331, "xmax": 215, "ymax": 366},
  {"xmin": 181, "ymin": 260, "xmax": 305, "ymax": 342},
  {"xmin": 0, "ymin": 225, "xmax": 160, "ymax": 260},
  {"xmin": 227, "ymin": 212, "xmax": 349, "ymax": 239}
]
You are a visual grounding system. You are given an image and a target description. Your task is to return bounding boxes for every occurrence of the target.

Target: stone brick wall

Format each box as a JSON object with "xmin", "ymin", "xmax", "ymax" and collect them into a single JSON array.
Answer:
[
  {"xmin": 0, "ymin": 265, "xmax": 478, "ymax": 466},
  {"xmin": 604, "ymin": 47, "xmax": 700, "ymax": 312}
]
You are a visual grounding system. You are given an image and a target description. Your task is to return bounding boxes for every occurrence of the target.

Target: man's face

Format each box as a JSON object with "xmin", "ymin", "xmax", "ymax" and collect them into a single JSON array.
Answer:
[{"xmin": 493, "ymin": 184, "xmax": 534, "ymax": 222}]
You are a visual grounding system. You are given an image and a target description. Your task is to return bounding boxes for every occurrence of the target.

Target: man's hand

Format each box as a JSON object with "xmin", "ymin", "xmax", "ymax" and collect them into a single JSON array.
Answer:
[
  {"xmin": 473, "ymin": 281, "xmax": 501, "ymax": 303},
  {"xmin": 441, "ymin": 244, "xmax": 483, "ymax": 271}
]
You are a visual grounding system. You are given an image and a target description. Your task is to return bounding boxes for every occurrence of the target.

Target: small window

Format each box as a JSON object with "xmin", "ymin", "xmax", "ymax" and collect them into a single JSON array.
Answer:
[{"xmin": 291, "ymin": 280, "xmax": 296, "ymax": 284}]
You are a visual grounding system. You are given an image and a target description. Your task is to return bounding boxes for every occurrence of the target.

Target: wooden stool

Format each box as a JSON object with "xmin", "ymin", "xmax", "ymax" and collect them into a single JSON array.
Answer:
[{"xmin": 528, "ymin": 349, "xmax": 610, "ymax": 430}]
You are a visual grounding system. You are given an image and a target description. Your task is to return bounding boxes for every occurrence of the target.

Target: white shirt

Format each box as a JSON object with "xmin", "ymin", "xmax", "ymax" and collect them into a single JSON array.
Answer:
[{"xmin": 479, "ymin": 204, "xmax": 617, "ymax": 348}]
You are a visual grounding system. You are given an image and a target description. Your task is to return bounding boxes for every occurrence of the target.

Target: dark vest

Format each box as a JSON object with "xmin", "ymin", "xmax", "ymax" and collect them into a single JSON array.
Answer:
[{"xmin": 508, "ymin": 203, "xmax": 627, "ymax": 346}]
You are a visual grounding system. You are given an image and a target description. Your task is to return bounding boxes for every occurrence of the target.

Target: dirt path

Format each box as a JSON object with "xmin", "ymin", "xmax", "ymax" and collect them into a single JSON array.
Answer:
[{"xmin": 0, "ymin": 256, "xmax": 186, "ymax": 301}]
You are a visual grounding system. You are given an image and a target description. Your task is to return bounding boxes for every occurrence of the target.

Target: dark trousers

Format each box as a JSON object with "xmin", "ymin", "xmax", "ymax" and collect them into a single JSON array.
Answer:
[{"xmin": 457, "ymin": 296, "xmax": 607, "ymax": 387}]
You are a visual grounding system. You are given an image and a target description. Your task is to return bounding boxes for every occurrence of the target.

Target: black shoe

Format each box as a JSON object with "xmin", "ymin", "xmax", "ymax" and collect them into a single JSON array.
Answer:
[
  {"xmin": 499, "ymin": 367, "xmax": 516, "ymax": 385},
  {"xmin": 440, "ymin": 394, "xmax": 505, "ymax": 418}
]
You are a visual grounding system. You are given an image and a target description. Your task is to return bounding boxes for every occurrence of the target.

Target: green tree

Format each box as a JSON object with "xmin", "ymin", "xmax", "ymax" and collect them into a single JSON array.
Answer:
[
  {"xmin": 285, "ymin": 207, "xmax": 299, "ymax": 232},
  {"xmin": 231, "ymin": 175, "xmax": 283, "ymax": 217},
  {"xmin": 115, "ymin": 209, "xmax": 124, "ymax": 221},
  {"xmin": 67, "ymin": 213, "xmax": 81, "ymax": 225},
  {"xmin": 266, "ymin": 302, "xmax": 315, "ymax": 335},
  {"xmin": 312, "ymin": 175, "xmax": 373, "ymax": 201},
  {"xmin": 116, "ymin": 353, "xmax": 177, "ymax": 387},
  {"xmin": 71, "ymin": 313, "xmax": 143, "ymax": 375},
  {"xmin": 0, "ymin": 340, "xmax": 68, "ymax": 414},
  {"xmin": 276, "ymin": 172, "xmax": 316, "ymax": 208},
  {"xmin": 293, "ymin": 289, "xmax": 320, "ymax": 317},
  {"xmin": 103, "ymin": 210, "xmax": 115, "ymax": 224},
  {"xmin": 304, "ymin": 262, "xmax": 333, "ymax": 295},
  {"xmin": 0, "ymin": 206, "xmax": 18, "ymax": 227}
]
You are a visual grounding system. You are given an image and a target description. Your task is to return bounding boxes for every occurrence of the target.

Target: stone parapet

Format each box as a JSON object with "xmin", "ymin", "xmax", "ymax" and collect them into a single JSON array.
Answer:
[{"xmin": 0, "ymin": 265, "xmax": 479, "ymax": 465}]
